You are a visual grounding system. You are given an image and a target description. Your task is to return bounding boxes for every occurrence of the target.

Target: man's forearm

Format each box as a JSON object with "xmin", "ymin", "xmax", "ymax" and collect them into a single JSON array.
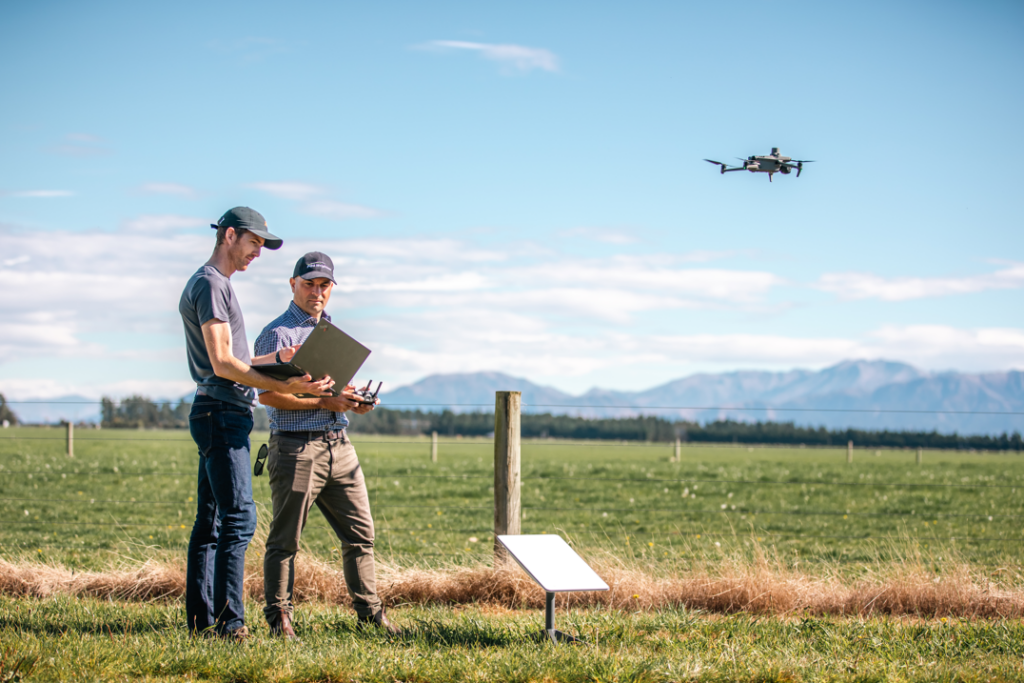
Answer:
[
  {"xmin": 212, "ymin": 355, "xmax": 294, "ymax": 393},
  {"xmin": 202, "ymin": 320, "xmax": 297, "ymax": 393},
  {"xmin": 251, "ymin": 351, "xmax": 277, "ymax": 366},
  {"xmin": 259, "ymin": 392, "xmax": 328, "ymax": 411}
]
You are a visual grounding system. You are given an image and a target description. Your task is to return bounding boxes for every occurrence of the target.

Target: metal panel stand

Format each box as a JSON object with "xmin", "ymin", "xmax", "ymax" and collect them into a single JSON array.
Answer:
[
  {"xmin": 543, "ymin": 591, "xmax": 580, "ymax": 643},
  {"xmin": 496, "ymin": 534, "xmax": 607, "ymax": 645}
]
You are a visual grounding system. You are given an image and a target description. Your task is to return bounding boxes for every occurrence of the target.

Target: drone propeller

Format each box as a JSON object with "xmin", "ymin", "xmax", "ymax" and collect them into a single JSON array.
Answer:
[
  {"xmin": 789, "ymin": 160, "xmax": 815, "ymax": 164},
  {"xmin": 704, "ymin": 159, "xmax": 731, "ymax": 174}
]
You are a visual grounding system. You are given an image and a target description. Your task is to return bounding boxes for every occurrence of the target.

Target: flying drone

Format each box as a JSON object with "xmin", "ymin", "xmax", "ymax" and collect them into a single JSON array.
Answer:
[{"xmin": 704, "ymin": 148, "xmax": 814, "ymax": 182}]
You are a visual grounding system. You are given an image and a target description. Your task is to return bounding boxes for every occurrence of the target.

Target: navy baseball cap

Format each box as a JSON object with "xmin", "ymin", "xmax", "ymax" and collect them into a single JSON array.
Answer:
[
  {"xmin": 211, "ymin": 207, "xmax": 283, "ymax": 250},
  {"xmin": 293, "ymin": 251, "xmax": 335, "ymax": 283}
]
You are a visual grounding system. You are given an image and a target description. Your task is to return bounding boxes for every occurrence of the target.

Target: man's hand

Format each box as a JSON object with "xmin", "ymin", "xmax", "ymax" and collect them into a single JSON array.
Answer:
[
  {"xmin": 277, "ymin": 345, "xmax": 299, "ymax": 363},
  {"xmin": 260, "ymin": 381, "xmax": 362, "ymax": 412},
  {"xmin": 281, "ymin": 373, "xmax": 335, "ymax": 396},
  {"xmin": 342, "ymin": 384, "xmax": 377, "ymax": 414},
  {"xmin": 318, "ymin": 391, "xmax": 360, "ymax": 413}
]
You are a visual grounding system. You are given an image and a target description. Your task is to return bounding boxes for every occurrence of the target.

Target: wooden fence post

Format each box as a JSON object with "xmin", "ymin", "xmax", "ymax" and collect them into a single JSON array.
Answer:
[
  {"xmin": 916, "ymin": 447, "xmax": 923, "ymax": 465},
  {"xmin": 431, "ymin": 431, "xmax": 438, "ymax": 463},
  {"xmin": 66, "ymin": 422, "xmax": 74, "ymax": 458},
  {"xmin": 493, "ymin": 391, "xmax": 521, "ymax": 566},
  {"xmin": 847, "ymin": 440, "xmax": 853, "ymax": 464}
]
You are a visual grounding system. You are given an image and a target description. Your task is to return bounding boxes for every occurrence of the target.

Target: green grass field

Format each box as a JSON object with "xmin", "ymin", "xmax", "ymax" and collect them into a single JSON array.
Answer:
[
  {"xmin": 4, "ymin": 597, "xmax": 1024, "ymax": 683},
  {"xmin": 2, "ymin": 427, "xmax": 1021, "ymax": 570},
  {"xmin": 2, "ymin": 427, "xmax": 1023, "ymax": 682}
]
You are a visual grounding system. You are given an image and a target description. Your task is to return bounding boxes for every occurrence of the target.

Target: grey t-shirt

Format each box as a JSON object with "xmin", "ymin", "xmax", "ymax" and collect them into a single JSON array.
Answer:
[{"xmin": 179, "ymin": 264, "xmax": 255, "ymax": 409}]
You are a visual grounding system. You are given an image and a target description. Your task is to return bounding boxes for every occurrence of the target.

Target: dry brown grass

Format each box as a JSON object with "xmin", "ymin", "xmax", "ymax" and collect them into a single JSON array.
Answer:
[
  {"xmin": 2, "ymin": 548, "xmax": 1022, "ymax": 619},
  {"xmin": 0, "ymin": 558, "xmax": 184, "ymax": 602}
]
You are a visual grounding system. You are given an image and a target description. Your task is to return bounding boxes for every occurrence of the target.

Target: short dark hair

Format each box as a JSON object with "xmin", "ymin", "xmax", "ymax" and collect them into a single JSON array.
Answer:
[{"xmin": 215, "ymin": 225, "xmax": 250, "ymax": 248}]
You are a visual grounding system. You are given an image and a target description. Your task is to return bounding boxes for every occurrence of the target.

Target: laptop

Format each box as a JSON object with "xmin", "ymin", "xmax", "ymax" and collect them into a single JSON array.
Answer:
[{"xmin": 253, "ymin": 318, "xmax": 371, "ymax": 398}]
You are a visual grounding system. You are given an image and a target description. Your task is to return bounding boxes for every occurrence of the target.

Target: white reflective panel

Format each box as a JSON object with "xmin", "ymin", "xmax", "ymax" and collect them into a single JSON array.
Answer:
[{"xmin": 498, "ymin": 534, "xmax": 609, "ymax": 593}]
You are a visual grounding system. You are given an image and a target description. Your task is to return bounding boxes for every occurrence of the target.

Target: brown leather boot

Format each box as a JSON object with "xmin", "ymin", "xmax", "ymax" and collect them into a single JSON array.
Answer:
[
  {"xmin": 358, "ymin": 609, "xmax": 402, "ymax": 636},
  {"xmin": 270, "ymin": 612, "xmax": 300, "ymax": 642}
]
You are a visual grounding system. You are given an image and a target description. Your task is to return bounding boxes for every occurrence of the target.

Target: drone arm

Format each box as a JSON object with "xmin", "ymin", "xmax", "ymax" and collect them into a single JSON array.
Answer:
[{"xmin": 780, "ymin": 161, "xmax": 807, "ymax": 177}]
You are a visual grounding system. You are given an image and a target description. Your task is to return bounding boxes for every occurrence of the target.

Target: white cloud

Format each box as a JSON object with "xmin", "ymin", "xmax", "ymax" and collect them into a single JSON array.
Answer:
[
  {"xmin": 140, "ymin": 182, "xmax": 197, "ymax": 198},
  {"xmin": 817, "ymin": 263, "xmax": 1024, "ymax": 301},
  {"xmin": 122, "ymin": 214, "xmax": 209, "ymax": 231},
  {"xmin": 302, "ymin": 200, "xmax": 382, "ymax": 220},
  {"xmin": 0, "ymin": 221, "xmax": 212, "ymax": 366},
  {"xmin": 677, "ymin": 250, "xmax": 750, "ymax": 263},
  {"xmin": 0, "ymin": 377, "xmax": 194, "ymax": 402},
  {"xmin": 505, "ymin": 256, "xmax": 784, "ymax": 304},
  {"xmin": 1, "ymin": 190, "xmax": 75, "ymax": 198},
  {"xmin": 423, "ymin": 40, "xmax": 559, "ymax": 73},
  {"xmin": 337, "ymin": 271, "xmax": 489, "ymax": 294},
  {"xmin": 335, "ymin": 238, "xmax": 507, "ymax": 263},
  {"xmin": 0, "ymin": 222, "xmax": 1020, "ymax": 397},
  {"xmin": 248, "ymin": 182, "xmax": 381, "ymax": 220},
  {"xmin": 645, "ymin": 333, "xmax": 863, "ymax": 365},
  {"xmin": 248, "ymin": 181, "xmax": 324, "ymax": 201},
  {"xmin": 560, "ymin": 227, "xmax": 638, "ymax": 245},
  {"xmin": 356, "ymin": 323, "xmax": 1024, "ymax": 390},
  {"xmin": 865, "ymin": 325, "xmax": 1024, "ymax": 361},
  {"xmin": 50, "ymin": 133, "xmax": 109, "ymax": 157}
]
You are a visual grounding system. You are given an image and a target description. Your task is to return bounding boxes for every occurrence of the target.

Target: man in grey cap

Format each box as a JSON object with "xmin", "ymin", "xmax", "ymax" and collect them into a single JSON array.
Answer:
[
  {"xmin": 254, "ymin": 251, "xmax": 398, "ymax": 639},
  {"xmin": 179, "ymin": 208, "xmax": 335, "ymax": 639}
]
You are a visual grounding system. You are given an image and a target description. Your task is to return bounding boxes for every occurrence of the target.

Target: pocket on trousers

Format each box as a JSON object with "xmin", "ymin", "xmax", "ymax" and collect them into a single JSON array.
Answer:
[
  {"xmin": 216, "ymin": 409, "xmax": 254, "ymax": 448},
  {"xmin": 268, "ymin": 436, "xmax": 313, "ymax": 493},
  {"xmin": 275, "ymin": 434, "xmax": 307, "ymax": 455},
  {"xmin": 188, "ymin": 412, "xmax": 213, "ymax": 456}
]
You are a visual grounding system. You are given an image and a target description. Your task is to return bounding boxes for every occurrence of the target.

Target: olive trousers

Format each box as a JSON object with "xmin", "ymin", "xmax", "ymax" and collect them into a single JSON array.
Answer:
[{"xmin": 263, "ymin": 431, "xmax": 381, "ymax": 627}]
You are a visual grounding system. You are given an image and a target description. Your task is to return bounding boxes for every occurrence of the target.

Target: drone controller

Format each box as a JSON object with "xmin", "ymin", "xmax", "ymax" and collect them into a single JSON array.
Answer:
[{"xmin": 352, "ymin": 380, "xmax": 382, "ymax": 406}]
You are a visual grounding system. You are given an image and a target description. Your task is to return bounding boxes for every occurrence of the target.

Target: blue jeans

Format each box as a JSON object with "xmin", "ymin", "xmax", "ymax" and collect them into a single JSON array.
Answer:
[{"xmin": 186, "ymin": 398, "xmax": 257, "ymax": 634}]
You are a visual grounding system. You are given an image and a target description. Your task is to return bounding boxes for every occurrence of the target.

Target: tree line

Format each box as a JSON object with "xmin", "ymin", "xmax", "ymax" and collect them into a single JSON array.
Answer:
[
  {"xmin": 100, "ymin": 396, "xmax": 192, "ymax": 429},
  {"xmin": 98, "ymin": 396, "xmax": 271, "ymax": 431},
  {"xmin": 347, "ymin": 408, "xmax": 1023, "ymax": 451},
  {"xmin": 5, "ymin": 394, "xmax": 1018, "ymax": 451},
  {"xmin": 0, "ymin": 394, "xmax": 18, "ymax": 425}
]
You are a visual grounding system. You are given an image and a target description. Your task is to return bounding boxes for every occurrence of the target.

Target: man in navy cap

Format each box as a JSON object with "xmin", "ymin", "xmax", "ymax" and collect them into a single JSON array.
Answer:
[
  {"xmin": 179, "ymin": 208, "xmax": 335, "ymax": 639},
  {"xmin": 254, "ymin": 251, "xmax": 398, "ymax": 639}
]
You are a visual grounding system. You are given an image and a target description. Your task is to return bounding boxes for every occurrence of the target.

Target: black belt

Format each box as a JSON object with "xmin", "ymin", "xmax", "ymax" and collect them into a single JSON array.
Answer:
[{"xmin": 275, "ymin": 429, "xmax": 346, "ymax": 442}]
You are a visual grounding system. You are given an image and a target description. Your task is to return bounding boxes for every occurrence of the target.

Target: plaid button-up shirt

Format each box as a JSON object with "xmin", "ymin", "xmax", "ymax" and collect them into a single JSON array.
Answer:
[{"xmin": 254, "ymin": 301, "xmax": 349, "ymax": 433}]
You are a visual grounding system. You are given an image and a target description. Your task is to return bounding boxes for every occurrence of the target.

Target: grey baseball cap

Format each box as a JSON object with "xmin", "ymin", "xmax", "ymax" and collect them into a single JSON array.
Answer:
[
  {"xmin": 293, "ymin": 251, "xmax": 336, "ymax": 283},
  {"xmin": 211, "ymin": 206, "xmax": 283, "ymax": 250}
]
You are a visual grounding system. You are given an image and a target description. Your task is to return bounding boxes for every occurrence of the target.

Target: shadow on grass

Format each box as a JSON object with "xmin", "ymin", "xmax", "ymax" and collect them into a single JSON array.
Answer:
[
  {"xmin": 307, "ymin": 610, "xmax": 531, "ymax": 648},
  {"xmin": 0, "ymin": 611, "xmax": 179, "ymax": 637}
]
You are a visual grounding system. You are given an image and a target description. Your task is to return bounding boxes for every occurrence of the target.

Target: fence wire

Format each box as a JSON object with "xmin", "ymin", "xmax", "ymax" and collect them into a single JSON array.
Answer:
[{"xmin": 2, "ymin": 467, "xmax": 1019, "ymax": 489}]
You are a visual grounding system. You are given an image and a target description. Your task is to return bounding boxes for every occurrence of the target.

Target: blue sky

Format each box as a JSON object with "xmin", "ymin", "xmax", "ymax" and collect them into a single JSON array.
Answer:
[{"xmin": 1, "ymin": 0, "xmax": 1022, "ymax": 400}]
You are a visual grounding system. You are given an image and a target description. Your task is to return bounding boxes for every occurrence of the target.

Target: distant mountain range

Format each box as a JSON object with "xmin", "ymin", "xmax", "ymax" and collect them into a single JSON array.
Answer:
[
  {"xmin": 6, "ymin": 360, "xmax": 1022, "ymax": 435},
  {"xmin": 382, "ymin": 361, "xmax": 1024, "ymax": 435}
]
